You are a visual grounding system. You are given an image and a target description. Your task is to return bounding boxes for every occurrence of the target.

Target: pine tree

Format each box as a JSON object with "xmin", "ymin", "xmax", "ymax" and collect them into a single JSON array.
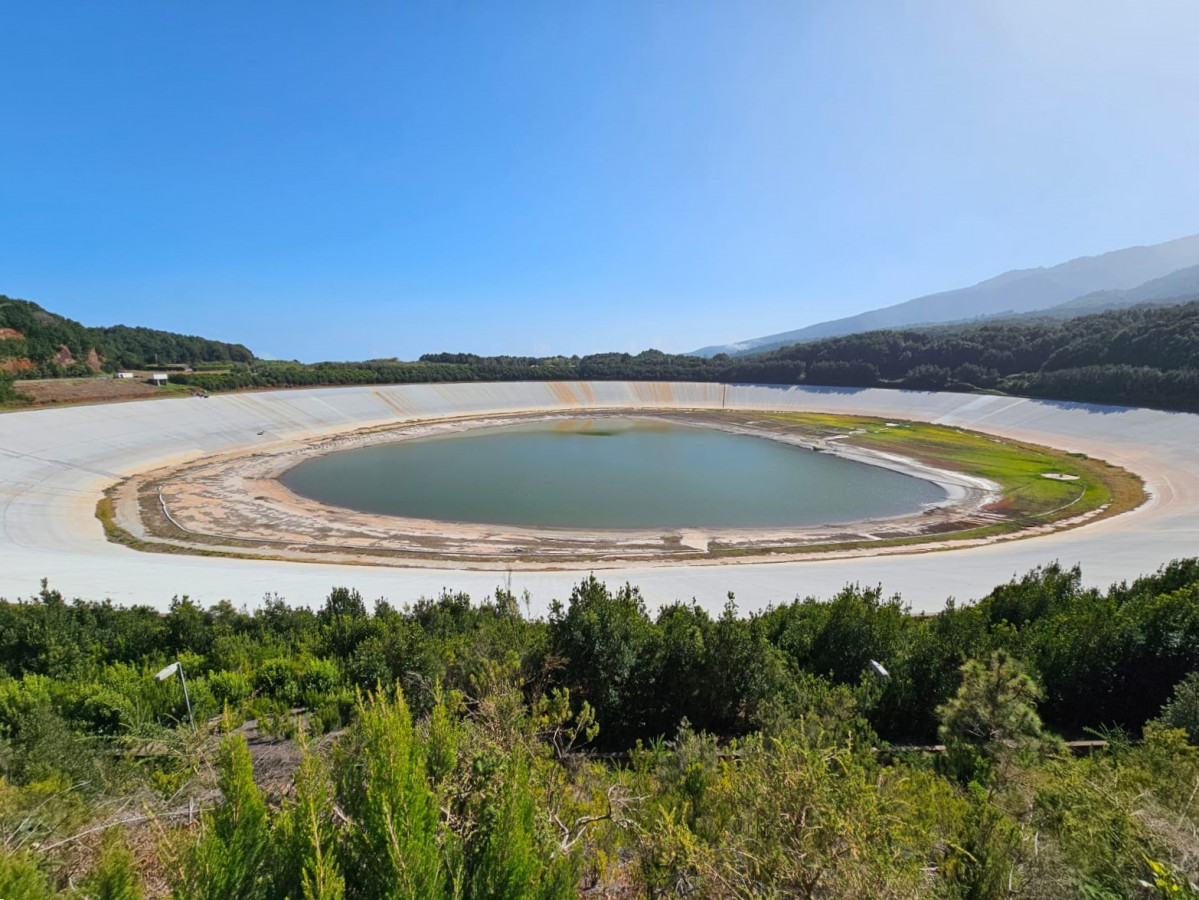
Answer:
[
  {"xmin": 937, "ymin": 650, "xmax": 1044, "ymax": 752},
  {"xmin": 173, "ymin": 734, "xmax": 270, "ymax": 900},
  {"xmin": 338, "ymin": 689, "xmax": 445, "ymax": 900},
  {"xmin": 271, "ymin": 738, "xmax": 345, "ymax": 900}
]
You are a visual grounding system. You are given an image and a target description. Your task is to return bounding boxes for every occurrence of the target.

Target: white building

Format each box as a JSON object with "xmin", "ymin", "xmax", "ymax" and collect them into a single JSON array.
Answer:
[{"xmin": 147, "ymin": 373, "xmax": 169, "ymax": 385}]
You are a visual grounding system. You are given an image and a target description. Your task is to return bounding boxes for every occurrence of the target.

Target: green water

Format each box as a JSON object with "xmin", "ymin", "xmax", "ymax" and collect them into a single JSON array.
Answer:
[{"xmin": 280, "ymin": 417, "xmax": 945, "ymax": 529}]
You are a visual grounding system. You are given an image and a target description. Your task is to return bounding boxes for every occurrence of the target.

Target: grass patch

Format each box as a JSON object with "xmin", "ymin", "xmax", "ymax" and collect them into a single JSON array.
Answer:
[
  {"xmin": 95, "ymin": 495, "xmax": 121, "ymax": 538},
  {"xmin": 96, "ymin": 492, "xmax": 282, "ymax": 561},
  {"xmin": 756, "ymin": 412, "xmax": 1141, "ymax": 526}
]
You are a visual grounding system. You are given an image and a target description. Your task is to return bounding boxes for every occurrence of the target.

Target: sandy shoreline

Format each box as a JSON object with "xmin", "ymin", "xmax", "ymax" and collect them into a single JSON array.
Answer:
[{"xmin": 106, "ymin": 408, "xmax": 1119, "ymax": 569}]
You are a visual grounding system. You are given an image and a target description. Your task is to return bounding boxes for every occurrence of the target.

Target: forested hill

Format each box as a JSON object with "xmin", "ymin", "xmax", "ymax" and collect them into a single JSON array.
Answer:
[
  {"xmin": 0, "ymin": 296, "xmax": 254, "ymax": 375},
  {"xmin": 8, "ymin": 291, "xmax": 1199, "ymax": 414},
  {"xmin": 757, "ymin": 299, "xmax": 1199, "ymax": 409},
  {"xmin": 167, "ymin": 300, "xmax": 1199, "ymax": 414}
]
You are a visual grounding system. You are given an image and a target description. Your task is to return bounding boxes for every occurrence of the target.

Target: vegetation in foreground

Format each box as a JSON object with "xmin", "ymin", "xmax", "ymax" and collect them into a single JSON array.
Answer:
[{"xmin": 1, "ymin": 560, "xmax": 1199, "ymax": 897}]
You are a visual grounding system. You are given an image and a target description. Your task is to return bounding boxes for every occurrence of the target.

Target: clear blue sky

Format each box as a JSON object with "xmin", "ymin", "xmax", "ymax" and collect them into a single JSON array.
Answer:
[{"xmin": 3, "ymin": 1, "xmax": 1198, "ymax": 361}]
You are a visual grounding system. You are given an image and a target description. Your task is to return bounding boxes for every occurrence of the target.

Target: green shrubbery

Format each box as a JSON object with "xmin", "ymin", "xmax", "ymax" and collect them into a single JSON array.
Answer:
[
  {"xmin": 0, "ymin": 372, "xmax": 32, "ymax": 405},
  {"xmin": 1, "ymin": 564, "xmax": 1199, "ymax": 896},
  {"xmin": 1157, "ymin": 671, "xmax": 1199, "ymax": 745}
]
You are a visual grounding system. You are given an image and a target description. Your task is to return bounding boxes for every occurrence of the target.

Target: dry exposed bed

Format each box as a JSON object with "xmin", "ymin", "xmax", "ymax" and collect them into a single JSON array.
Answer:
[{"xmin": 97, "ymin": 409, "xmax": 1144, "ymax": 569}]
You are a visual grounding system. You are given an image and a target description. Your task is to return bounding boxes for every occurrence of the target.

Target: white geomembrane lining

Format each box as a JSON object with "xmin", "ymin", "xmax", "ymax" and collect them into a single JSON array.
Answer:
[{"xmin": 1, "ymin": 382, "xmax": 1195, "ymax": 615}]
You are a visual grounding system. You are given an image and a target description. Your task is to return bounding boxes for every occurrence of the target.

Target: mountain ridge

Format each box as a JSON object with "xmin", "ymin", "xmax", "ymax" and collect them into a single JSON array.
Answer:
[{"xmin": 691, "ymin": 234, "xmax": 1199, "ymax": 357}]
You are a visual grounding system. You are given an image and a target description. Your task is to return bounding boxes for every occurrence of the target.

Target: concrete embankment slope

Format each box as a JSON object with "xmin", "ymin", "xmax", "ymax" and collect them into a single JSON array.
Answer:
[{"xmin": 1, "ymin": 381, "xmax": 1196, "ymax": 614}]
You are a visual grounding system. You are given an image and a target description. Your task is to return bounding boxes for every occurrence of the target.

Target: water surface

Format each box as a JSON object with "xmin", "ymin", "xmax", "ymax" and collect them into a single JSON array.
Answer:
[{"xmin": 280, "ymin": 418, "xmax": 944, "ymax": 529}]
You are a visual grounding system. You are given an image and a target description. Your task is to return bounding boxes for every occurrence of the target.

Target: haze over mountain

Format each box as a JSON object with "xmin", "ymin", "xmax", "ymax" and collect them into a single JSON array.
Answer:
[
  {"xmin": 1046, "ymin": 261, "xmax": 1199, "ymax": 316},
  {"xmin": 691, "ymin": 234, "xmax": 1199, "ymax": 357}
]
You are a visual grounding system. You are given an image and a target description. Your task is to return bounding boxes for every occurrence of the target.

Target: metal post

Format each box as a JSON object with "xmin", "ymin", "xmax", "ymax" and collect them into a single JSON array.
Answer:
[{"xmin": 177, "ymin": 663, "xmax": 195, "ymax": 731}]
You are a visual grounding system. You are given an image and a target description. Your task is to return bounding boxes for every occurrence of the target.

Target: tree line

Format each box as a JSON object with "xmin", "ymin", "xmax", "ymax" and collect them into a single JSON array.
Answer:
[
  {"xmin": 755, "ymin": 299, "xmax": 1199, "ymax": 409},
  {"xmin": 7, "ymin": 290, "xmax": 1199, "ymax": 413},
  {"xmin": 165, "ymin": 301, "xmax": 1199, "ymax": 414},
  {"xmin": 7, "ymin": 560, "xmax": 1192, "ymax": 752}
]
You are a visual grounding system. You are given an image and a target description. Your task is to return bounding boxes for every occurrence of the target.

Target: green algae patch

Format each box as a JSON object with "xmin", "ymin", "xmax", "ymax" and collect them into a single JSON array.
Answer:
[{"xmin": 755, "ymin": 412, "xmax": 1142, "ymax": 527}]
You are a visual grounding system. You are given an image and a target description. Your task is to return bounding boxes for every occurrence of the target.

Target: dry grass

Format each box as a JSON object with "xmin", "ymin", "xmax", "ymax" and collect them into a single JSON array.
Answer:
[{"xmin": 13, "ymin": 377, "xmax": 192, "ymax": 407}]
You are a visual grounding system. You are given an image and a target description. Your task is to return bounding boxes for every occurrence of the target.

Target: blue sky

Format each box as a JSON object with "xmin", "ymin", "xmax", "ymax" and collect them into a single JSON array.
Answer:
[{"xmin": 2, "ymin": 1, "xmax": 1198, "ymax": 361}]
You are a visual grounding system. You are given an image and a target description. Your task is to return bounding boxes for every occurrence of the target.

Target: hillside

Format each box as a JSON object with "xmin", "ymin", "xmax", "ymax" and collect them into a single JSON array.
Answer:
[
  {"xmin": 729, "ymin": 300, "xmax": 1192, "ymax": 407},
  {"xmin": 158, "ymin": 301, "xmax": 1199, "ymax": 415},
  {"xmin": 1048, "ymin": 261, "xmax": 1199, "ymax": 315},
  {"xmin": 6, "ymin": 289, "xmax": 1199, "ymax": 415},
  {"xmin": 691, "ymin": 233, "xmax": 1199, "ymax": 356},
  {"xmin": 0, "ymin": 295, "xmax": 254, "ymax": 376}
]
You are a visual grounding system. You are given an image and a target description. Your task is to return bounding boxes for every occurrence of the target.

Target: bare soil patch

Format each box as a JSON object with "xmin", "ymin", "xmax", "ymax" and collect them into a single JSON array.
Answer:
[{"xmin": 16, "ymin": 377, "xmax": 186, "ymax": 405}]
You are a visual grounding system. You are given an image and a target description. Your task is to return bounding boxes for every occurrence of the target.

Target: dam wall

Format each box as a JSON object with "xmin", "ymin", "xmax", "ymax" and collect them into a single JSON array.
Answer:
[{"xmin": 1, "ymin": 381, "xmax": 1197, "ymax": 613}]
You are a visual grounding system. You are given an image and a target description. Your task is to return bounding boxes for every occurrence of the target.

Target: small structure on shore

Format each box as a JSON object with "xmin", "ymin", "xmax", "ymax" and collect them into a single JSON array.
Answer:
[
  {"xmin": 114, "ymin": 372, "xmax": 135, "ymax": 379},
  {"xmin": 147, "ymin": 373, "xmax": 169, "ymax": 386}
]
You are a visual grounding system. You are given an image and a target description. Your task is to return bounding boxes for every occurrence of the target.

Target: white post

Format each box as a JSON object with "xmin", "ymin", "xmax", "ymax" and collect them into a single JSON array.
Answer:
[
  {"xmin": 156, "ymin": 661, "xmax": 196, "ymax": 731},
  {"xmin": 177, "ymin": 663, "xmax": 195, "ymax": 731}
]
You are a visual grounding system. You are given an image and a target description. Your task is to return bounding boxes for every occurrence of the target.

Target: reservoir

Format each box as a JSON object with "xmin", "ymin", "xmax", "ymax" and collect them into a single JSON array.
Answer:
[{"xmin": 280, "ymin": 417, "xmax": 945, "ymax": 530}]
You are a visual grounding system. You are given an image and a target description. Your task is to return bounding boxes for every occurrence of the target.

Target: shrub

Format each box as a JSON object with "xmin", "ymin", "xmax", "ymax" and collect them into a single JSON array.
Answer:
[
  {"xmin": 338, "ymin": 688, "xmax": 444, "ymax": 899},
  {"xmin": 0, "ymin": 850, "xmax": 54, "ymax": 900},
  {"xmin": 79, "ymin": 835, "xmax": 144, "ymax": 900},
  {"xmin": 67, "ymin": 686, "xmax": 133, "ymax": 735},
  {"xmin": 208, "ymin": 671, "xmax": 253, "ymax": 708},
  {"xmin": 0, "ymin": 675, "xmax": 53, "ymax": 737},
  {"xmin": 172, "ymin": 734, "xmax": 270, "ymax": 900},
  {"xmin": 297, "ymin": 658, "xmax": 340, "ymax": 698},
  {"xmin": 1157, "ymin": 671, "xmax": 1199, "ymax": 745},
  {"xmin": 253, "ymin": 659, "xmax": 297, "ymax": 703},
  {"xmin": 461, "ymin": 752, "xmax": 578, "ymax": 900},
  {"xmin": 270, "ymin": 740, "xmax": 344, "ymax": 900}
]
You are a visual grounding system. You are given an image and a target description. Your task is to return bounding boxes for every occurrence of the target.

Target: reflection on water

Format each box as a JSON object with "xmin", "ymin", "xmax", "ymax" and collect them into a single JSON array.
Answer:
[{"xmin": 280, "ymin": 418, "xmax": 945, "ymax": 530}]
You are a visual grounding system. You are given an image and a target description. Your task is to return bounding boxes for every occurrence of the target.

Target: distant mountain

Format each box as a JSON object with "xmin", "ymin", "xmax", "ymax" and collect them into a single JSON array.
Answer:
[
  {"xmin": 927, "ymin": 264, "xmax": 1199, "ymax": 328},
  {"xmin": 1046, "ymin": 262, "xmax": 1199, "ymax": 316},
  {"xmin": 690, "ymin": 234, "xmax": 1199, "ymax": 357}
]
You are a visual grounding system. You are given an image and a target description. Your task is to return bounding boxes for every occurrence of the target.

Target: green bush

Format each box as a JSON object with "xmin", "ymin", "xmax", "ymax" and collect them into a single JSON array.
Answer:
[
  {"xmin": 253, "ymin": 659, "xmax": 297, "ymax": 703},
  {"xmin": 297, "ymin": 658, "xmax": 340, "ymax": 698},
  {"xmin": 78, "ymin": 835, "xmax": 144, "ymax": 900},
  {"xmin": 269, "ymin": 740, "xmax": 344, "ymax": 900},
  {"xmin": 67, "ymin": 686, "xmax": 133, "ymax": 735},
  {"xmin": 1157, "ymin": 671, "xmax": 1199, "ymax": 745},
  {"xmin": 461, "ymin": 752, "xmax": 578, "ymax": 900},
  {"xmin": 0, "ymin": 851, "xmax": 54, "ymax": 900},
  {"xmin": 208, "ymin": 671, "xmax": 253, "ymax": 708},
  {"xmin": 0, "ymin": 675, "xmax": 54, "ymax": 737},
  {"xmin": 338, "ymin": 688, "xmax": 444, "ymax": 899}
]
